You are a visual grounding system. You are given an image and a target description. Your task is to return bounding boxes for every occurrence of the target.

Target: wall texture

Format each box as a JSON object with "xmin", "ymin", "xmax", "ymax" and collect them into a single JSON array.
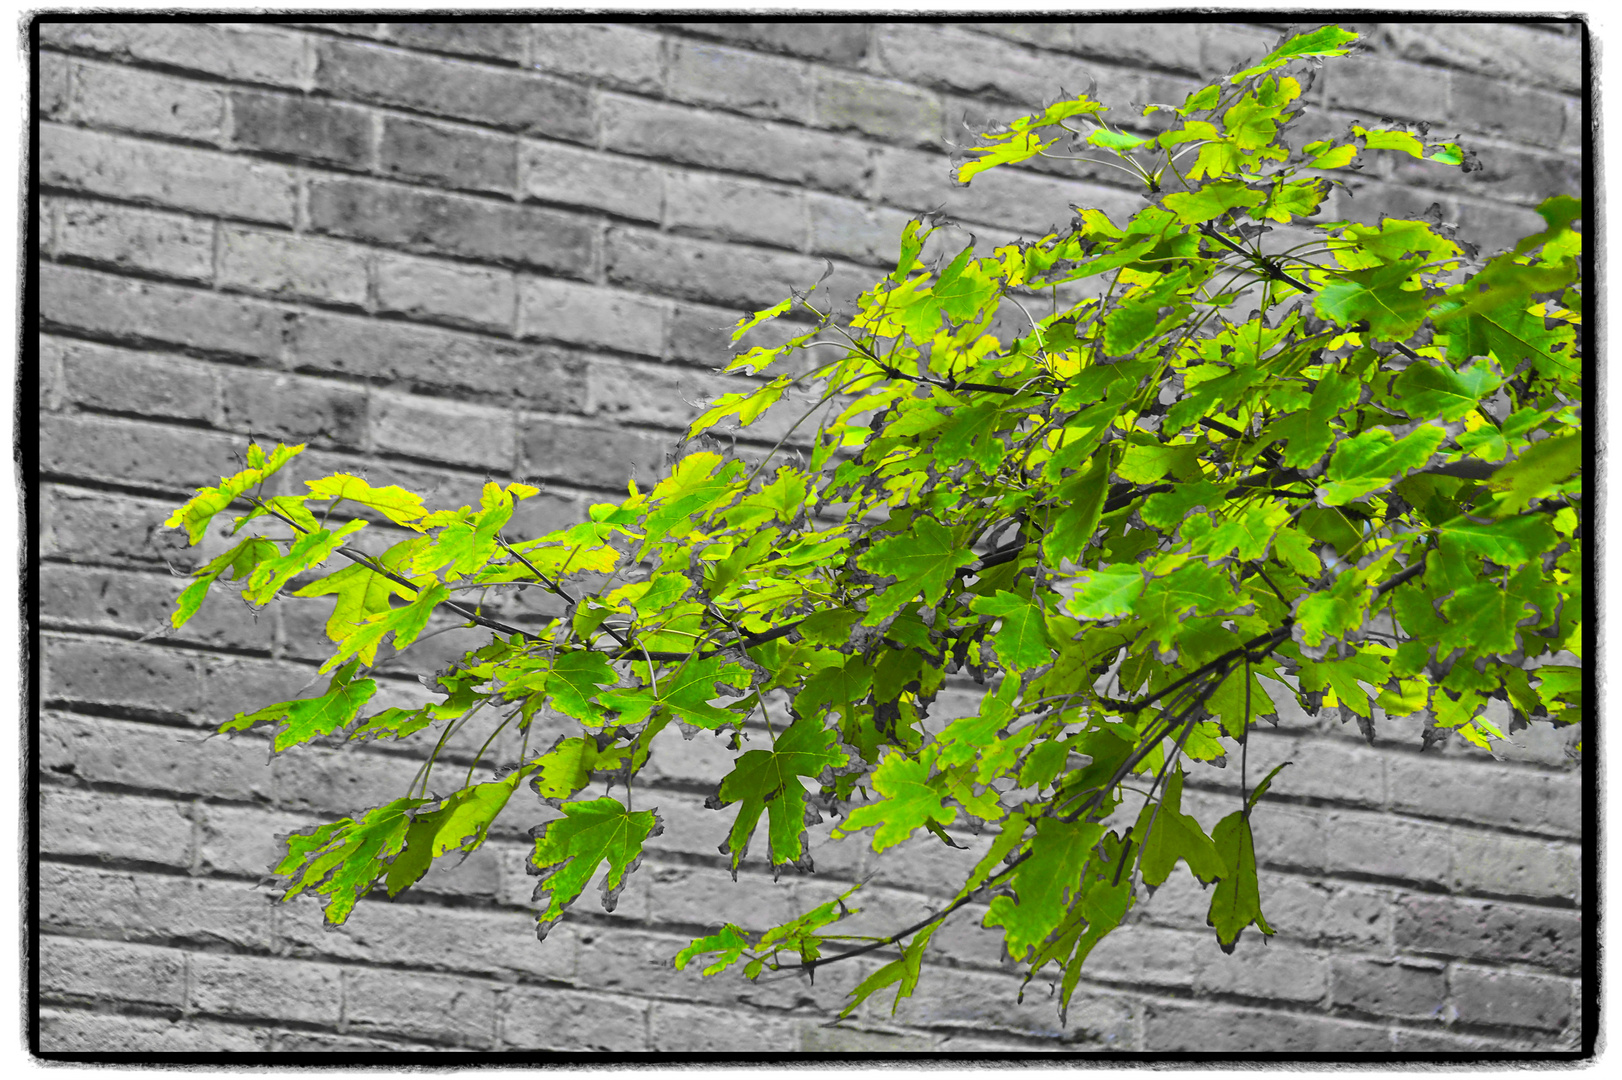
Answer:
[{"xmin": 33, "ymin": 18, "xmax": 1586, "ymax": 1055}]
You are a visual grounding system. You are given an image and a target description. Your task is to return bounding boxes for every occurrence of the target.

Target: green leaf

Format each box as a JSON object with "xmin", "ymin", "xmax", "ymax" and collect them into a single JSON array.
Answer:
[
  {"xmin": 653, "ymin": 655, "xmax": 754, "ymax": 730},
  {"xmin": 1313, "ymin": 260, "xmax": 1431, "ymax": 339},
  {"xmin": 271, "ymin": 796, "xmax": 427, "ymax": 926},
  {"xmin": 530, "ymin": 736, "xmax": 633, "ymax": 804},
  {"xmin": 1485, "ymin": 433, "xmax": 1580, "ymax": 514},
  {"xmin": 1320, "ymin": 424, "xmax": 1447, "ymax": 505},
  {"xmin": 675, "ymin": 924, "xmax": 753, "ymax": 976},
  {"xmin": 835, "ymin": 747, "xmax": 954, "ymax": 852},
  {"xmin": 1394, "ymin": 360, "xmax": 1503, "ymax": 422},
  {"xmin": 708, "ymin": 713, "xmax": 850, "ymax": 875},
  {"xmin": 1206, "ymin": 808, "xmax": 1273, "ymax": 952},
  {"xmin": 857, "ymin": 516, "xmax": 977, "ymax": 626},
  {"xmin": 241, "ymin": 519, "xmax": 368, "ymax": 606},
  {"xmin": 528, "ymin": 798, "xmax": 662, "ymax": 941},
  {"xmin": 165, "ymin": 443, "xmax": 306, "ymax": 544},
  {"xmin": 219, "ymin": 660, "xmax": 377, "ymax": 753},
  {"xmin": 983, "ymin": 816, "xmax": 1100, "ymax": 962},
  {"xmin": 306, "ymin": 474, "xmax": 428, "ymax": 529},
  {"xmin": 1134, "ymin": 765, "xmax": 1222, "ymax": 888},
  {"xmin": 1064, "ymin": 564, "xmax": 1147, "ymax": 620},
  {"xmin": 1439, "ymin": 582, "xmax": 1528, "ymax": 656},
  {"xmin": 1230, "ymin": 26, "xmax": 1359, "ymax": 82},
  {"xmin": 293, "ymin": 557, "xmax": 417, "ymax": 653},
  {"xmin": 970, "ymin": 590, "xmax": 1055, "ymax": 671},
  {"xmin": 171, "ymin": 536, "xmax": 279, "ymax": 628},
  {"xmin": 1163, "ymin": 180, "xmax": 1266, "ymax": 225},
  {"xmin": 385, "ymin": 766, "xmax": 535, "ymax": 896}
]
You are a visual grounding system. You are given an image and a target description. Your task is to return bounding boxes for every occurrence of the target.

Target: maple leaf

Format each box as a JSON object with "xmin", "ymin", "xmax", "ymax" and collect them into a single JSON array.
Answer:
[
  {"xmin": 385, "ymin": 766, "xmax": 536, "ymax": 896},
  {"xmin": 1206, "ymin": 762, "xmax": 1288, "ymax": 952},
  {"xmin": 219, "ymin": 660, "xmax": 377, "ymax": 754},
  {"xmin": 707, "ymin": 714, "xmax": 850, "ymax": 877},
  {"xmin": 271, "ymin": 796, "xmax": 428, "ymax": 926},
  {"xmin": 835, "ymin": 747, "xmax": 955, "ymax": 852},
  {"xmin": 857, "ymin": 516, "xmax": 977, "ymax": 626},
  {"xmin": 969, "ymin": 590, "xmax": 1055, "ymax": 671},
  {"xmin": 528, "ymin": 798, "xmax": 663, "ymax": 941},
  {"xmin": 1134, "ymin": 765, "xmax": 1222, "ymax": 888}
]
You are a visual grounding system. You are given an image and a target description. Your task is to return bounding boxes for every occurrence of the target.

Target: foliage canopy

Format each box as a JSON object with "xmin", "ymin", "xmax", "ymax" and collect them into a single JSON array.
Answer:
[{"xmin": 163, "ymin": 26, "xmax": 1583, "ymax": 1022}]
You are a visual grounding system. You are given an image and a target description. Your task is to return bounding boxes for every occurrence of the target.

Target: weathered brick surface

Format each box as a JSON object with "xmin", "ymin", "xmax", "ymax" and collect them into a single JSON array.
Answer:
[{"xmin": 33, "ymin": 18, "xmax": 1585, "ymax": 1057}]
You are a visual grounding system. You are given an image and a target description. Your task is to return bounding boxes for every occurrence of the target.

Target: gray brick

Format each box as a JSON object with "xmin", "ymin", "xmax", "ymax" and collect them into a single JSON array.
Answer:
[
  {"xmin": 218, "ymin": 226, "xmax": 369, "ymax": 306},
  {"xmin": 961, "ymin": 22, "xmax": 1075, "ymax": 52},
  {"xmin": 806, "ymin": 194, "xmax": 918, "ymax": 267},
  {"xmin": 877, "ymin": 24, "xmax": 1142, "ymax": 107},
  {"xmin": 41, "ymin": 21, "xmax": 310, "ymax": 88},
  {"xmin": 39, "ymin": 49, "xmax": 71, "ymax": 117},
  {"xmin": 501, "ymin": 985, "xmax": 649, "ymax": 1051},
  {"xmin": 370, "ymin": 390, "xmax": 515, "ymax": 470},
  {"xmin": 221, "ymin": 368, "xmax": 368, "ymax": 448},
  {"xmin": 1069, "ymin": 23, "xmax": 1205, "ymax": 72},
  {"xmin": 882, "ymin": 965, "xmax": 1132, "ymax": 1046},
  {"xmin": 517, "ymin": 277, "xmax": 668, "ymax": 357},
  {"xmin": 41, "ymin": 264, "xmax": 290, "ymax": 360},
  {"xmin": 229, "ymin": 90, "xmax": 372, "ymax": 168},
  {"xmin": 306, "ymin": 176, "xmax": 595, "ymax": 277},
  {"xmin": 276, "ymin": 888, "xmax": 575, "ymax": 980},
  {"xmin": 71, "ymin": 58, "xmax": 226, "ymax": 143},
  {"xmin": 376, "ymin": 253, "xmax": 516, "ymax": 333},
  {"xmin": 1201, "ymin": 24, "xmax": 1275, "ymax": 76},
  {"xmin": 39, "ymin": 786, "xmax": 193, "ymax": 867},
  {"xmin": 50, "ymin": 196, "xmax": 213, "ymax": 282},
  {"xmin": 1319, "ymin": 809, "xmax": 1455, "ymax": 888},
  {"xmin": 813, "ymin": 69, "xmax": 943, "ymax": 148},
  {"xmin": 1450, "ymin": 830, "xmax": 1580, "ymax": 901},
  {"xmin": 344, "ymin": 967, "xmax": 499, "ymax": 1048},
  {"xmin": 1331, "ymin": 956, "xmax": 1448, "ymax": 1020},
  {"xmin": 604, "ymin": 226, "xmax": 828, "ymax": 311},
  {"xmin": 40, "ymin": 863, "xmax": 277, "ymax": 949},
  {"xmin": 38, "ymin": 1007, "xmax": 270, "ymax": 1052},
  {"xmin": 1324, "ymin": 55, "xmax": 1456, "ymax": 123},
  {"xmin": 290, "ymin": 308, "xmax": 589, "ymax": 411},
  {"xmin": 667, "ymin": 39, "xmax": 812, "ymax": 123},
  {"xmin": 39, "ymin": 937, "xmax": 187, "ymax": 1008},
  {"xmin": 521, "ymin": 418, "xmax": 671, "ymax": 491},
  {"xmin": 1386, "ymin": 753, "xmax": 1581, "ymax": 838},
  {"xmin": 874, "ymin": 145, "xmax": 1136, "ymax": 237},
  {"xmin": 1383, "ymin": 23, "xmax": 1582, "ymax": 93},
  {"xmin": 315, "ymin": 38, "xmax": 592, "ymax": 141},
  {"xmin": 1193, "ymin": 937, "xmax": 1330, "ymax": 1003},
  {"xmin": 529, "ymin": 23, "xmax": 664, "ymax": 93},
  {"xmin": 42, "ymin": 122, "xmax": 297, "ymax": 225},
  {"xmin": 41, "ymin": 632, "xmax": 206, "ymax": 714},
  {"xmin": 665, "ymin": 170, "xmax": 806, "ymax": 250},
  {"xmin": 520, "ymin": 141, "xmax": 664, "ymax": 223},
  {"xmin": 41, "ymin": 486, "xmax": 200, "ymax": 570},
  {"xmin": 1451, "ymin": 964, "xmax": 1573, "ymax": 1031},
  {"xmin": 39, "ymin": 710, "xmax": 276, "ymax": 805},
  {"xmin": 190, "ymin": 952, "xmax": 343, "ymax": 1025},
  {"xmin": 378, "ymin": 116, "xmax": 517, "ymax": 195},
  {"xmin": 41, "ymin": 411, "xmax": 244, "ymax": 493},
  {"xmin": 1144, "ymin": 1000, "xmax": 1392, "ymax": 1051},
  {"xmin": 649, "ymin": 1000, "xmax": 805, "ymax": 1052},
  {"xmin": 1394, "ymin": 894, "xmax": 1581, "ymax": 975},
  {"xmin": 667, "ymin": 23, "xmax": 871, "ymax": 64},
  {"xmin": 41, "ymin": 557, "xmax": 268, "ymax": 655},
  {"xmin": 600, "ymin": 93, "xmax": 870, "ymax": 198},
  {"xmin": 383, "ymin": 21, "xmax": 526, "ymax": 63},
  {"xmin": 1449, "ymin": 71, "xmax": 1571, "ymax": 149}
]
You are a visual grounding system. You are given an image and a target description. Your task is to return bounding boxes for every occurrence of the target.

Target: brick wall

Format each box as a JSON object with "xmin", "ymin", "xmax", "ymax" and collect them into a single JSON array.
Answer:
[{"xmin": 33, "ymin": 18, "xmax": 1587, "ymax": 1054}]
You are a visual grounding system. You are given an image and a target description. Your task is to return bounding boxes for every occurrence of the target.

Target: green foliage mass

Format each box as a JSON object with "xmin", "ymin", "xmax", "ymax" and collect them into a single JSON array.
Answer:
[{"xmin": 162, "ymin": 26, "xmax": 1583, "ymax": 1023}]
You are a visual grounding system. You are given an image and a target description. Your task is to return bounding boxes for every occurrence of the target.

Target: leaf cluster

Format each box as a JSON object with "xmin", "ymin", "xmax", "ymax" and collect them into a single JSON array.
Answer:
[{"xmin": 160, "ymin": 25, "xmax": 1583, "ymax": 1023}]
